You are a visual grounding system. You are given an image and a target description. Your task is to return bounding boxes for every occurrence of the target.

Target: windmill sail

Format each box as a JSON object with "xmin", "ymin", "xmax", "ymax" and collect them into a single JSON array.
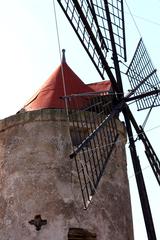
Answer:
[
  {"xmin": 64, "ymin": 91, "xmax": 119, "ymax": 208},
  {"xmin": 57, "ymin": 0, "xmax": 126, "ymax": 83},
  {"xmin": 57, "ymin": 1, "xmax": 159, "ymax": 238},
  {"xmin": 126, "ymin": 38, "xmax": 160, "ymax": 110}
]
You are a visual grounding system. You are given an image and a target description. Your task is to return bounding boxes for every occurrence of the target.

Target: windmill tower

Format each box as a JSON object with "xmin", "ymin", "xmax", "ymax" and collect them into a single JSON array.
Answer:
[{"xmin": 0, "ymin": 50, "xmax": 134, "ymax": 239}]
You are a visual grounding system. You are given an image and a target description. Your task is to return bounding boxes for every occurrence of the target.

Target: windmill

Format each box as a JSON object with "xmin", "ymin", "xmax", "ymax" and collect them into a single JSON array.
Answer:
[{"xmin": 56, "ymin": 1, "xmax": 160, "ymax": 240}]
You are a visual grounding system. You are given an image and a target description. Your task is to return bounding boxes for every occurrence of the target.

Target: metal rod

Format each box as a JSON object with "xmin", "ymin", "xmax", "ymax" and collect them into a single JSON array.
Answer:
[{"xmin": 124, "ymin": 89, "xmax": 160, "ymax": 102}]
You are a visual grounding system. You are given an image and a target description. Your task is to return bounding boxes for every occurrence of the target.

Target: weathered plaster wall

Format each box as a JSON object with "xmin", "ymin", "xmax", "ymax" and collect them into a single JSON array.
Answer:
[{"xmin": 0, "ymin": 109, "xmax": 134, "ymax": 240}]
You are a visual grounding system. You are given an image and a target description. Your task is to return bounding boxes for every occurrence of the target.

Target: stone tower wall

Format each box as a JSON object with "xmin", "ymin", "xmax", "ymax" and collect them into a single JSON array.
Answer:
[{"xmin": 0, "ymin": 109, "xmax": 134, "ymax": 240}]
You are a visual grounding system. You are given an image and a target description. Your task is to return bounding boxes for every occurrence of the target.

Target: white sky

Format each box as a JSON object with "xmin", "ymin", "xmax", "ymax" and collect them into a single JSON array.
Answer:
[{"xmin": 0, "ymin": 0, "xmax": 160, "ymax": 239}]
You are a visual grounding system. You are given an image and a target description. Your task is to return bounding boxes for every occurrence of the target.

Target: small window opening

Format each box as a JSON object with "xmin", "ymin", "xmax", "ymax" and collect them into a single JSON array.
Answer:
[
  {"xmin": 70, "ymin": 128, "xmax": 89, "ymax": 147},
  {"xmin": 68, "ymin": 228, "xmax": 96, "ymax": 240}
]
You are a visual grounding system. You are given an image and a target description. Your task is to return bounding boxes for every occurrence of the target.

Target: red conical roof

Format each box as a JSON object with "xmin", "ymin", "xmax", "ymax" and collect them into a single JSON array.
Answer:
[
  {"xmin": 23, "ymin": 63, "xmax": 93, "ymax": 111},
  {"xmin": 23, "ymin": 51, "xmax": 111, "ymax": 111}
]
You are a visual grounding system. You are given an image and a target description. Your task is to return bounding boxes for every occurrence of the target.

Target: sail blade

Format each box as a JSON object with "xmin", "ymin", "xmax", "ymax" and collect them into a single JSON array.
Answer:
[
  {"xmin": 57, "ymin": 0, "xmax": 126, "ymax": 82},
  {"xmin": 64, "ymin": 91, "xmax": 120, "ymax": 208},
  {"xmin": 126, "ymin": 38, "xmax": 160, "ymax": 110}
]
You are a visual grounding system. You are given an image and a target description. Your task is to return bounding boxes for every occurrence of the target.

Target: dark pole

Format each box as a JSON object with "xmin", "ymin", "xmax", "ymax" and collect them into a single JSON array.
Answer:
[
  {"xmin": 123, "ymin": 106, "xmax": 157, "ymax": 240},
  {"xmin": 104, "ymin": 1, "xmax": 124, "ymax": 96}
]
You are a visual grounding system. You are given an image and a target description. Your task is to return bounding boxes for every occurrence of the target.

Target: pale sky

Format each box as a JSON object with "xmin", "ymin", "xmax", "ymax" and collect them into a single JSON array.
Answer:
[{"xmin": 0, "ymin": 1, "xmax": 160, "ymax": 239}]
